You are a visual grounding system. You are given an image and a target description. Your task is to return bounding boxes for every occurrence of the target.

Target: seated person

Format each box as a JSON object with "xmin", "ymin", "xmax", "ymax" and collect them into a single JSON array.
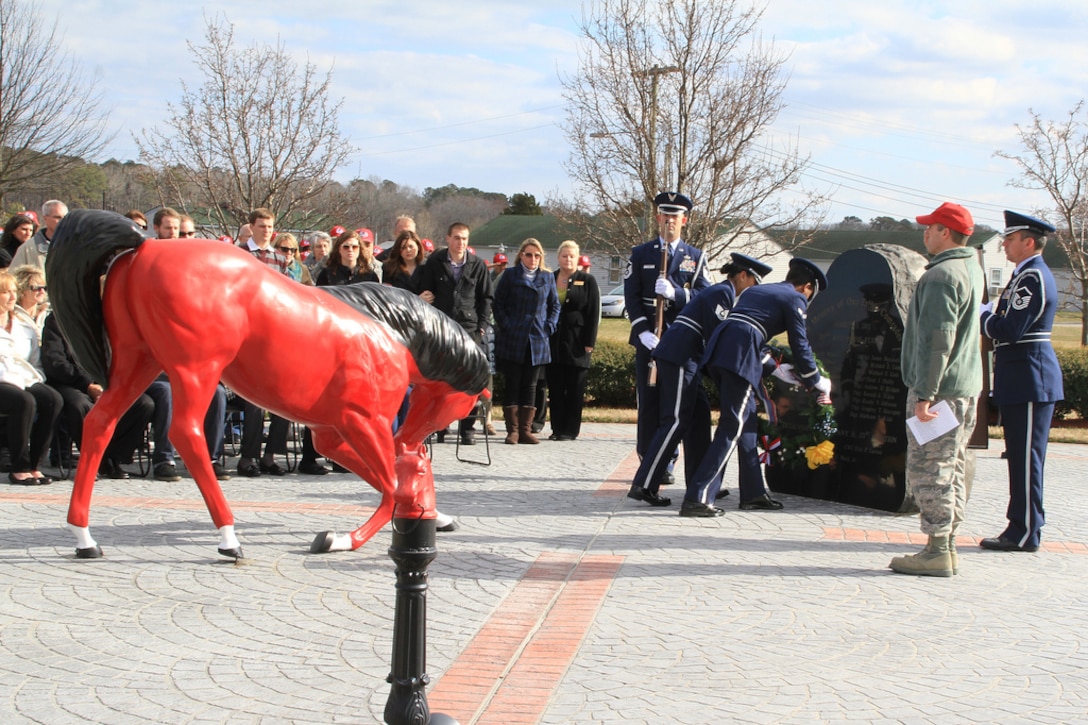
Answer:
[
  {"xmin": 0, "ymin": 270, "xmax": 61, "ymax": 484},
  {"xmin": 145, "ymin": 376, "xmax": 230, "ymax": 481},
  {"xmin": 40, "ymin": 313, "xmax": 154, "ymax": 479}
]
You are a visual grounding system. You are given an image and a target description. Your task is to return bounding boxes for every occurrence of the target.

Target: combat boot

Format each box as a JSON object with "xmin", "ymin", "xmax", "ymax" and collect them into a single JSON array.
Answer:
[{"xmin": 889, "ymin": 535, "xmax": 953, "ymax": 578}]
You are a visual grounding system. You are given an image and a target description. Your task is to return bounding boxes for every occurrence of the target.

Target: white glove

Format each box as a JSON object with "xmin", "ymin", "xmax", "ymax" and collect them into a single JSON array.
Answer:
[
  {"xmin": 654, "ymin": 278, "xmax": 675, "ymax": 300},
  {"xmin": 814, "ymin": 376, "xmax": 832, "ymax": 394},
  {"xmin": 980, "ymin": 301, "xmax": 993, "ymax": 315},
  {"xmin": 771, "ymin": 363, "xmax": 802, "ymax": 386},
  {"xmin": 638, "ymin": 331, "xmax": 659, "ymax": 350}
]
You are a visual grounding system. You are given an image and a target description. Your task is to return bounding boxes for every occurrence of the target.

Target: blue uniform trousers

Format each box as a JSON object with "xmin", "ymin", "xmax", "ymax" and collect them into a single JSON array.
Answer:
[
  {"xmin": 685, "ymin": 368, "xmax": 767, "ymax": 505},
  {"xmin": 631, "ymin": 359, "xmax": 711, "ymax": 494},
  {"xmin": 1000, "ymin": 401, "xmax": 1053, "ymax": 549},
  {"xmin": 634, "ymin": 344, "xmax": 658, "ymax": 458}
]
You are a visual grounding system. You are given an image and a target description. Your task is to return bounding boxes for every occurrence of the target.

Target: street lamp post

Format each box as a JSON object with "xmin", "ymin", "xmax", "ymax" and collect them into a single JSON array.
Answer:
[{"xmin": 634, "ymin": 64, "xmax": 680, "ymax": 233}]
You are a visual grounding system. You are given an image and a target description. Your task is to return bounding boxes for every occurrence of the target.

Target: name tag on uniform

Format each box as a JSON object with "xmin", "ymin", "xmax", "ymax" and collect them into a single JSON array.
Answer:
[
  {"xmin": 643, "ymin": 264, "xmax": 656, "ymax": 269},
  {"xmin": 573, "ymin": 280, "xmax": 584, "ymax": 286}
]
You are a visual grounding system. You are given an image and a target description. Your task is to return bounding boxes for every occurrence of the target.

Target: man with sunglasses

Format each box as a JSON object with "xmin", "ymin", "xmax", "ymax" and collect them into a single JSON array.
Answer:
[{"xmin": 178, "ymin": 215, "xmax": 198, "ymax": 238}]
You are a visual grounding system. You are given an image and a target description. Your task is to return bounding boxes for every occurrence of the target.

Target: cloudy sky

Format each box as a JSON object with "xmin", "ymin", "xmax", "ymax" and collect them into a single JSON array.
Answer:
[{"xmin": 34, "ymin": 0, "xmax": 1088, "ymax": 229}]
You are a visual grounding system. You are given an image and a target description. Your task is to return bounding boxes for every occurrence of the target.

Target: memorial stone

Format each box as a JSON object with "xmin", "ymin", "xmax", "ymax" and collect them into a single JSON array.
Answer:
[{"xmin": 766, "ymin": 244, "xmax": 927, "ymax": 511}]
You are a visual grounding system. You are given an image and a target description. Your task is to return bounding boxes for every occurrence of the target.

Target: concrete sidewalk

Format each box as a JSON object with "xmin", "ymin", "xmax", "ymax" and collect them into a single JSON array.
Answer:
[{"xmin": 1, "ymin": 424, "xmax": 1085, "ymax": 723}]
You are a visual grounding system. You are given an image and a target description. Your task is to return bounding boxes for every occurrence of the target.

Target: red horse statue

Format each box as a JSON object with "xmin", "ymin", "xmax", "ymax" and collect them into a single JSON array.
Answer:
[{"xmin": 46, "ymin": 210, "xmax": 488, "ymax": 560}]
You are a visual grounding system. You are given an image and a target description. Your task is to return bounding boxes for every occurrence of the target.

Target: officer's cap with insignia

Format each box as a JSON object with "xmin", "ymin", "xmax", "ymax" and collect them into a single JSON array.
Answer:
[
  {"xmin": 653, "ymin": 191, "xmax": 693, "ymax": 216},
  {"xmin": 788, "ymin": 257, "xmax": 828, "ymax": 292},
  {"xmin": 1003, "ymin": 210, "xmax": 1055, "ymax": 238},
  {"xmin": 720, "ymin": 252, "xmax": 773, "ymax": 283}
]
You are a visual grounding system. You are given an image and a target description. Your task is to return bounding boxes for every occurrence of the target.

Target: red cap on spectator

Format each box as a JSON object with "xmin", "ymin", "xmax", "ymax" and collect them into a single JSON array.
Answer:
[
  {"xmin": 578, "ymin": 254, "xmax": 591, "ymax": 268},
  {"xmin": 356, "ymin": 228, "xmax": 374, "ymax": 243},
  {"xmin": 330, "ymin": 225, "xmax": 346, "ymax": 238},
  {"xmin": 23, "ymin": 211, "xmax": 39, "ymax": 225},
  {"xmin": 493, "ymin": 252, "xmax": 507, "ymax": 264},
  {"xmin": 916, "ymin": 202, "xmax": 974, "ymax": 236},
  {"xmin": 218, "ymin": 235, "xmax": 234, "ymax": 244},
  {"xmin": 422, "ymin": 238, "xmax": 434, "ymax": 252}
]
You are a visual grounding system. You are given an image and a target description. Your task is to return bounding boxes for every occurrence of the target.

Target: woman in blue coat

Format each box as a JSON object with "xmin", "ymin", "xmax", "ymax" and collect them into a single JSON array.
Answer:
[{"xmin": 494, "ymin": 238, "xmax": 560, "ymax": 444}]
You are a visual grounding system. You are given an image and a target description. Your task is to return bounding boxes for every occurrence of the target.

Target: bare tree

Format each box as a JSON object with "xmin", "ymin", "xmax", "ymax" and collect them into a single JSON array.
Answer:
[
  {"xmin": 997, "ymin": 101, "xmax": 1088, "ymax": 345},
  {"xmin": 0, "ymin": 0, "xmax": 113, "ymax": 207},
  {"xmin": 137, "ymin": 14, "xmax": 353, "ymax": 234},
  {"xmin": 559, "ymin": 0, "xmax": 826, "ymax": 262}
]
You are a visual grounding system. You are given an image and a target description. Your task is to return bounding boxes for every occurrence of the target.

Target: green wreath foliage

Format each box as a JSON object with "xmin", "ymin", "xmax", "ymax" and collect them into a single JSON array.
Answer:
[{"xmin": 757, "ymin": 342, "xmax": 838, "ymax": 471}]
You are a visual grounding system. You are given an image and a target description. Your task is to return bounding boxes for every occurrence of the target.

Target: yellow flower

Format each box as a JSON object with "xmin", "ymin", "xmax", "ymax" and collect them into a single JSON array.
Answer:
[{"xmin": 805, "ymin": 440, "xmax": 834, "ymax": 470}]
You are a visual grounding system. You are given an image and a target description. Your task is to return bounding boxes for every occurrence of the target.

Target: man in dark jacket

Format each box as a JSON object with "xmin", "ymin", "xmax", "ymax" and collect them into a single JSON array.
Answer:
[
  {"xmin": 41, "ymin": 313, "xmax": 154, "ymax": 479},
  {"xmin": 419, "ymin": 222, "xmax": 493, "ymax": 444}
]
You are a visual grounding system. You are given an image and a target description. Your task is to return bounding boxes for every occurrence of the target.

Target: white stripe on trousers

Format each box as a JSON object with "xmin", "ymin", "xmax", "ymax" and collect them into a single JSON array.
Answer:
[
  {"xmin": 642, "ymin": 367, "xmax": 685, "ymax": 486},
  {"xmin": 699, "ymin": 383, "xmax": 752, "ymax": 505},
  {"xmin": 1018, "ymin": 402, "xmax": 1034, "ymax": 548}
]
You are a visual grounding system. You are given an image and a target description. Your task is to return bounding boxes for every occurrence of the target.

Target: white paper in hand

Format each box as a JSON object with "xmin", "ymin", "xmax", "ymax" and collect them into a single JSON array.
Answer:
[{"xmin": 906, "ymin": 400, "xmax": 959, "ymax": 445}]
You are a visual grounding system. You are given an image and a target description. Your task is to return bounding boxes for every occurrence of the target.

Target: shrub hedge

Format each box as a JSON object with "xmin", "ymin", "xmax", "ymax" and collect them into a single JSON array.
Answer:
[{"xmin": 1055, "ymin": 347, "xmax": 1088, "ymax": 420}]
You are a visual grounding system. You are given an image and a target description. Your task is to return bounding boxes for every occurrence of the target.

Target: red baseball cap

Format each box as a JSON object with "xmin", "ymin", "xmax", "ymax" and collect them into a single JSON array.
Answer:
[
  {"xmin": 916, "ymin": 202, "xmax": 974, "ymax": 236},
  {"xmin": 578, "ymin": 254, "xmax": 591, "ymax": 268},
  {"xmin": 23, "ymin": 211, "xmax": 39, "ymax": 225},
  {"xmin": 422, "ymin": 238, "xmax": 434, "ymax": 252},
  {"xmin": 493, "ymin": 252, "xmax": 507, "ymax": 264},
  {"xmin": 356, "ymin": 228, "xmax": 374, "ymax": 243},
  {"xmin": 330, "ymin": 225, "xmax": 346, "ymax": 238},
  {"xmin": 218, "ymin": 235, "xmax": 234, "ymax": 244}
]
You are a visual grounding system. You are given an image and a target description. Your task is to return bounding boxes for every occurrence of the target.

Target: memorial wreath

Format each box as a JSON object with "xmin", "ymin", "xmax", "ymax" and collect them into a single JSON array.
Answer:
[{"xmin": 758, "ymin": 342, "xmax": 838, "ymax": 471}]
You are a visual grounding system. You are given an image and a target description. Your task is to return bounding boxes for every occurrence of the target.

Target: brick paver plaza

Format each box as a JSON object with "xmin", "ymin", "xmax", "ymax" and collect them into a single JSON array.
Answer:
[{"xmin": 2, "ymin": 424, "xmax": 1086, "ymax": 723}]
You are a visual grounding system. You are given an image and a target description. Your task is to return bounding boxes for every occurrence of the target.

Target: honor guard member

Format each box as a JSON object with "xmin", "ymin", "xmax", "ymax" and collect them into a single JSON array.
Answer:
[
  {"xmin": 625, "ymin": 191, "xmax": 711, "ymax": 466},
  {"xmin": 681, "ymin": 258, "xmax": 830, "ymax": 516},
  {"xmin": 627, "ymin": 253, "xmax": 771, "ymax": 507},
  {"xmin": 979, "ymin": 210, "xmax": 1063, "ymax": 553}
]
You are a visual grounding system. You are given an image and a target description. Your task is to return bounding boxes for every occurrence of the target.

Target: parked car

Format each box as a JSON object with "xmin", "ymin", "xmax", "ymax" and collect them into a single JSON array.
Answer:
[{"xmin": 601, "ymin": 284, "xmax": 627, "ymax": 319}]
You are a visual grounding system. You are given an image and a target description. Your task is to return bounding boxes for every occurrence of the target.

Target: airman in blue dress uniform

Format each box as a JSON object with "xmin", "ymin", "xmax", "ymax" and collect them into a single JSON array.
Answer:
[
  {"xmin": 681, "ymin": 258, "xmax": 830, "ymax": 516},
  {"xmin": 979, "ymin": 211, "xmax": 1064, "ymax": 553},
  {"xmin": 627, "ymin": 253, "xmax": 771, "ymax": 507},
  {"xmin": 624, "ymin": 192, "xmax": 711, "ymax": 482}
]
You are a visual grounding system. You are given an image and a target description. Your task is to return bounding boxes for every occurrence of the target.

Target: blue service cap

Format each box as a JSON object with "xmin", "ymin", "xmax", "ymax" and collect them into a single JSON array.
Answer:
[
  {"xmin": 1003, "ymin": 210, "xmax": 1055, "ymax": 237},
  {"xmin": 788, "ymin": 257, "xmax": 828, "ymax": 291},
  {"xmin": 721, "ymin": 252, "xmax": 773, "ymax": 282},
  {"xmin": 653, "ymin": 191, "xmax": 693, "ymax": 215}
]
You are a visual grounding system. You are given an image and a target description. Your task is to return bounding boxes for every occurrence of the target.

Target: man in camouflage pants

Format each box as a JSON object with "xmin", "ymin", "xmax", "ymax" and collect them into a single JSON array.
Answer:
[{"xmin": 893, "ymin": 202, "xmax": 983, "ymax": 577}]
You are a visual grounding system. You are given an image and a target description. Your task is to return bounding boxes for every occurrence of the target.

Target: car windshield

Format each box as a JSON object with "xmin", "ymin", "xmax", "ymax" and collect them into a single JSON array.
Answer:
[{"xmin": 609, "ymin": 285, "xmax": 624, "ymax": 295}]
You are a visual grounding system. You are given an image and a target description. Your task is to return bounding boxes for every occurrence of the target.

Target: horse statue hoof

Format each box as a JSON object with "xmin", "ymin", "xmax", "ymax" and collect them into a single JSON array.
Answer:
[
  {"xmin": 310, "ymin": 531, "xmax": 334, "ymax": 553},
  {"xmin": 75, "ymin": 545, "xmax": 103, "ymax": 559},
  {"xmin": 217, "ymin": 546, "xmax": 244, "ymax": 560}
]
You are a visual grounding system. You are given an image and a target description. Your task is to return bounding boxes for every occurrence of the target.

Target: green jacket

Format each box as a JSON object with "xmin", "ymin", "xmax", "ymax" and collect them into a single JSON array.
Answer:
[{"xmin": 901, "ymin": 245, "xmax": 983, "ymax": 401}]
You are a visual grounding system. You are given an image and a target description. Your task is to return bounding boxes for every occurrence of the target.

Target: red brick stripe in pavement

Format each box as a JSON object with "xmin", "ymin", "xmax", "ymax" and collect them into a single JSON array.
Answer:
[
  {"xmin": 0, "ymin": 491, "xmax": 373, "ymax": 516},
  {"xmin": 427, "ymin": 552, "xmax": 623, "ymax": 725}
]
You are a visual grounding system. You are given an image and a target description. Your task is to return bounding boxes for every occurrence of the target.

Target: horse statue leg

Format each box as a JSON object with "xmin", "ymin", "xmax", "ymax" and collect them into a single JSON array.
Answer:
[
  {"xmin": 168, "ymin": 371, "xmax": 242, "ymax": 559},
  {"xmin": 67, "ymin": 364, "xmax": 160, "ymax": 559},
  {"xmin": 308, "ymin": 417, "xmax": 398, "ymax": 553}
]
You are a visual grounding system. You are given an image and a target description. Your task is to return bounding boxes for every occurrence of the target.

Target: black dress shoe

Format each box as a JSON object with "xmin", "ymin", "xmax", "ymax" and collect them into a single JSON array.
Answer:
[
  {"xmin": 154, "ymin": 462, "xmax": 182, "ymax": 481},
  {"xmin": 626, "ymin": 485, "xmax": 671, "ymax": 507},
  {"xmin": 8, "ymin": 472, "xmax": 38, "ymax": 485},
  {"xmin": 661, "ymin": 471, "xmax": 676, "ymax": 486},
  {"xmin": 211, "ymin": 462, "xmax": 232, "ymax": 480},
  {"xmin": 298, "ymin": 460, "xmax": 330, "ymax": 475},
  {"xmin": 714, "ymin": 488, "xmax": 731, "ymax": 500},
  {"xmin": 259, "ymin": 461, "xmax": 288, "ymax": 476},
  {"xmin": 98, "ymin": 459, "xmax": 130, "ymax": 480},
  {"xmin": 237, "ymin": 461, "xmax": 261, "ymax": 478},
  {"xmin": 460, "ymin": 430, "xmax": 476, "ymax": 446},
  {"xmin": 979, "ymin": 536, "xmax": 1039, "ymax": 553},
  {"xmin": 739, "ymin": 493, "xmax": 784, "ymax": 511},
  {"xmin": 680, "ymin": 500, "xmax": 725, "ymax": 517}
]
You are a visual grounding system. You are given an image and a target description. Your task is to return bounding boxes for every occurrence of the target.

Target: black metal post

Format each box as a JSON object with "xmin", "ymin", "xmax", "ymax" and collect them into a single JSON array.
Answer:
[{"xmin": 383, "ymin": 516, "xmax": 458, "ymax": 725}]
